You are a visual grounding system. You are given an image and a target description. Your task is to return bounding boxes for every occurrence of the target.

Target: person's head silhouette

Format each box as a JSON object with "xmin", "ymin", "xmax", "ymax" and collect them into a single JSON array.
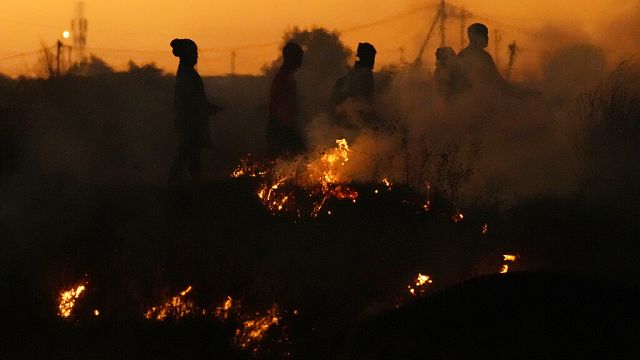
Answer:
[
  {"xmin": 467, "ymin": 23, "xmax": 489, "ymax": 49},
  {"xmin": 171, "ymin": 39, "xmax": 198, "ymax": 66},
  {"xmin": 355, "ymin": 42, "xmax": 377, "ymax": 69},
  {"xmin": 282, "ymin": 42, "xmax": 303, "ymax": 71}
]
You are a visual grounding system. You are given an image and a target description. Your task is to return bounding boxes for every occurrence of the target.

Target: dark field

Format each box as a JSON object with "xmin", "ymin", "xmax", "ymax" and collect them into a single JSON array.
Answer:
[
  {"xmin": 1, "ymin": 176, "xmax": 639, "ymax": 359},
  {"xmin": 2, "ymin": 53, "xmax": 640, "ymax": 358}
]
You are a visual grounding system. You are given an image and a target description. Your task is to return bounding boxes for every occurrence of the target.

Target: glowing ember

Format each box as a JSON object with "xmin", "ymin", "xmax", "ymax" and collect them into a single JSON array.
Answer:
[
  {"xmin": 234, "ymin": 304, "xmax": 281, "ymax": 353},
  {"xmin": 452, "ymin": 211, "xmax": 464, "ymax": 223},
  {"xmin": 314, "ymin": 138, "xmax": 351, "ymax": 184},
  {"xmin": 407, "ymin": 273, "xmax": 433, "ymax": 297},
  {"xmin": 231, "ymin": 156, "xmax": 267, "ymax": 178},
  {"xmin": 382, "ymin": 178, "xmax": 392, "ymax": 190},
  {"xmin": 215, "ymin": 296, "xmax": 235, "ymax": 320},
  {"xmin": 499, "ymin": 254, "xmax": 518, "ymax": 273},
  {"xmin": 93, "ymin": 309, "xmax": 100, "ymax": 316},
  {"xmin": 58, "ymin": 283, "xmax": 87, "ymax": 318},
  {"xmin": 423, "ymin": 200, "xmax": 432, "ymax": 211},
  {"xmin": 482, "ymin": 223, "xmax": 489, "ymax": 235},
  {"xmin": 145, "ymin": 285, "xmax": 196, "ymax": 321},
  {"xmin": 257, "ymin": 176, "xmax": 293, "ymax": 214},
  {"xmin": 231, "ymin": 139, "xmax": 359, "ymax": 218},
  {"xmin": 311, "ymin": 183, "xmax": 359, "ymax": 218},
  {"xmin": 503, "ymin": 254, "xmax": 517, "ymax": 262}
]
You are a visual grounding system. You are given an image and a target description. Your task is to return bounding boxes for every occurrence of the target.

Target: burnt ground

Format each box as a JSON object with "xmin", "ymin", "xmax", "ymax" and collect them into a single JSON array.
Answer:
[{"xmin": 1, "ymin": 177, "xmax": 639, "ymax": 359}]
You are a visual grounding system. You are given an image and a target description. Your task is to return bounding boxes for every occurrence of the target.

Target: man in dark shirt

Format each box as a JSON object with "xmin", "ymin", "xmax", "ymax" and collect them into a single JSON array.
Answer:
[
  {"xmin": 267, "ymin": 42, "xmax": 305, "ymax": 158},
  {"xmin": 456, "ymin": 23, "xmax": 526, "ymax": 97},
  {"xmin": 331, "ymin": 42, "xmax": 381, "ymax": 130}
]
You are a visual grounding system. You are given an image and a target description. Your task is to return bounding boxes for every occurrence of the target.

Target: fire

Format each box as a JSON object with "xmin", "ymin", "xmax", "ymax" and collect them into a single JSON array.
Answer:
[
  {"xmin": 407, "ymin": 273, "xmax": 433, "ymax": 296},
  {"xmin": 234, "ymin": 304, "xmax": 281, "ymax": 353},
  {"xmin": 313, "ymin": 138, "xmax": 351, "ymax": 184},
  {"xmin": 482, "ymin": 223, "xmax": 489, "ymax": 235},
  {"xmin": 233, "ymin": 139, "xmax": 359, "ymax": 218},
  {"xmin": 231, "ymin": 155, "xmax": 267, "ymax": 178},
  {"xmin": 452, "ymin": 211, "xmax": 464, "ymax": 223},
  {"xmin": 311, "ymin": 183, "xmax": 359, "ymax": 218},
  {"xmin": 58, "ymin": 282, "xmax": 87, "ymax": 318},
  {"xmin": 503, "ymin": 254, "xmax": 517, "ymax": 262},
  {"xmin": 423, "ymin": 199, "xmax": 432, "ymax": 211},
  {"xmin": 382, "ymin": 178, "xmax": 392, "ymax": 190},
  {"xmin": 145, "ymin": 285, "xmax": 196, "ymax": 321},
  {"xmin": 215, "ymin": 296, "xmax": 235, "ymax": 320},
  {"xmin": 499, "ymin": 254, "xmax": 518, "ymax": 273},
  {"xmin": 257, "ymin": 176, "xmax": 293, "ymax": 214}
]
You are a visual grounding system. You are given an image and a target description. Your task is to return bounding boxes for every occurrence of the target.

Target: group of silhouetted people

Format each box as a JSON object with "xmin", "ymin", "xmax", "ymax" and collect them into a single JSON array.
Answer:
[
  {"xmin": 435, "ymin": 23, "xmax": 534, "ymax": 99},
  {"xmin": 169, "ymin": 23, "xmax": 532, "ymax": 182}
]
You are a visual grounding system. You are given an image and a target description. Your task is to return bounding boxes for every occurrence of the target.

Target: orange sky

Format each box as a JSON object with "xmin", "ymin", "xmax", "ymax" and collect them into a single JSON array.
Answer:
[{"xmin": 0, "ymin": 0, "xmax": 635, "ymax": 77}]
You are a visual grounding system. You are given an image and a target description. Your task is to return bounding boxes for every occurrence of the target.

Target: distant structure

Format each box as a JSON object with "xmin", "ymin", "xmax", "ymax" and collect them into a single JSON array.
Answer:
[
  {"xmin": 230, "ymin": 50, "xmax": 237, "ymax": 75},
  {"xmin": 71, "ymin": 1, "xmax": 88, "ymax": 62},
  {"xmin": 506, "ymin": 41, "xmax": 519, "ymax": 80},
  {"xmin": 494, "ymin": 29, "xmax": 503, "ymax": 68},
  {"xmin": 414, "ymin": 0, "xmax": 474, "ymax": 66}
]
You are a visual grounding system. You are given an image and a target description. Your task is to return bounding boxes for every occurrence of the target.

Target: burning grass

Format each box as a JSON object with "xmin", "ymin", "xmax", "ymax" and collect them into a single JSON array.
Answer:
[
  {"xmin": 407, "ymin": 273, "xmax": 434, "ymax": 297},
  {"xmin": 232, "ymin": 139, "xmax": 362, "ymax": 217},
  {"xmin": 144, "ymin": 285, "xmax": 199, "ymax": 321},
  {"xmin": 58, "ymin": 282, "xmax": 88, "ymax": 319}
]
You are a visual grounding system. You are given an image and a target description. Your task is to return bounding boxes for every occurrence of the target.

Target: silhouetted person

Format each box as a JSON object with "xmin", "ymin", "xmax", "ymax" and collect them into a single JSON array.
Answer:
[
  {"xmin": 331, "ymin": 42, "xmax": 381, "ymax": 130},
  {"xmin": 169, "ymin": 38, "xmax": 220, "ymax": 182},
  {"xmin": 267, "ymin": 42, "xmax": 305, "ymax": 158},
  {"xmin": 456, "ymin": 23, "xmax": 527, "ymax": 97},
  {"xmin": 434, "ymin": 46, "xmax": 462, "ymax": 99}
]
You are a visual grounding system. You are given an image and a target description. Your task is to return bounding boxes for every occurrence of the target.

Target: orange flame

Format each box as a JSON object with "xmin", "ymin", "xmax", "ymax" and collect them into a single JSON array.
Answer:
[
  {"xmin": 500, "ymin": 264, "xmax": 510, "ymax": 273},
  {"xmin": 382, "ymin": 178, "xmax": 392, "ymax": 191},
  {"xmin": 407, "ymin": 273, "xmax": 433, "ymax": 297},
  {"xmin": 58, "ymin": 282, "xmax": 87, "ymax": 318},
  {"xmin": 145, "ymin": 285, "xmax": 196, "ymax": 321},
  {"xmin": 503, "ymin": 254, "xmax": 517, "ymax": 262},
  {"xmin": 499, "ymin": 254, "xmax": 518, "ymax": 273},
  {"xmin": 215, "ymin": 296, "xmax": 235, "ymax": 320},
  {"xmin": 234, "ymin": 304, "xmax": 281, "ymax": 352}
]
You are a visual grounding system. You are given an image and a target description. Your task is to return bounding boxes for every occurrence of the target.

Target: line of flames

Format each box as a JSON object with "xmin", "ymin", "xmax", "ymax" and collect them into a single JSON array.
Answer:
[
  {"xmin": 144, "ymin": 285, "xmax": 201, "ymax": 321},
  {"xmin": 232, "ymin": 139, "xmax": 361, "ymax": 217},
  {"xmin": 143, "ymin": 289, "xmax": 283, "ymax": 354}
]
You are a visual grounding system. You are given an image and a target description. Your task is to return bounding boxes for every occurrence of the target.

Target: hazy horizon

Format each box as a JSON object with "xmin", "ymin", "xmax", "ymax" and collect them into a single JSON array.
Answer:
[{"xmin": 1, "ymin": 0, "xmax": 637, "ymax": 78}]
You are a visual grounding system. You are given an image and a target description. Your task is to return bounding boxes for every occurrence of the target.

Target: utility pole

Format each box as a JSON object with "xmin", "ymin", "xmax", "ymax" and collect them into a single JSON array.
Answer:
[
  {"xmin": 231, "ymin": 50, "xmax": 236, "ymax": 75},
  {"xmin": 56, "ymin": 40, "xmax": 62, "ymax": 77},
  {"xmin": 494, "ymin": 29, "xmax": 503, "ymax": 69},
  {"xmin": 71, "ymin": 1, "xmax": 88, "ymax": 62},
  {"xmin": 458, "ymin": 8, "xmax": 472, "ymax": 50},
  {"xmin": 414, "ymin": 0, "xmax": 448, "ymax": 66},
  {"xmin": 438, "ymin": 0, "xmax": 447, "ymax": 47},
  {"xmin": 506, "ymin": 41, "xmax": 519, "ymax": 80}
]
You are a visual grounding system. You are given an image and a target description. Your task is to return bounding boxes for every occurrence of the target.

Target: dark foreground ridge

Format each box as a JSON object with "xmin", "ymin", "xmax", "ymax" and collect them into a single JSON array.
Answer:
[
  {"xmin": 351, "ymin": 271, "xmax": 640, "ymax": 359},
  {"xmin": 1, "ymin": 178, "xmax": 639, "ymax": 359}
]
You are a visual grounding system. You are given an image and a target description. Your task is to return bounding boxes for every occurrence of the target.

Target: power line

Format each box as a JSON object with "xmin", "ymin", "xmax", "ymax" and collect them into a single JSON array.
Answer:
[
  {"xmin": 0, "ymin": 48, "xmax": 50, "ymax": 62},
  {"xmin": 340, "ymin": 3, "xmax": 436, "ymax": 33}
]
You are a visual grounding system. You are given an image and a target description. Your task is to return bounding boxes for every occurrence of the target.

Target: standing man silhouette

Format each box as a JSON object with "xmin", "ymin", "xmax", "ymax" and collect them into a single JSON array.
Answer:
[
  {"xmin": 169, "ymin": 38, "xmax": 220, "ymax": 182},
  {"xmin": 267, "ymin": 42, "xmax": 305, "ymax": 158}
]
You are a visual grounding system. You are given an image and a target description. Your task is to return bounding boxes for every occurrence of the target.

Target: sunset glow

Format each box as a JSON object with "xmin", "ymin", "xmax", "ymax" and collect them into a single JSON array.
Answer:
[{"xmin": 0, "ymin": 1, "xmax": 635, "ymax": 77}]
